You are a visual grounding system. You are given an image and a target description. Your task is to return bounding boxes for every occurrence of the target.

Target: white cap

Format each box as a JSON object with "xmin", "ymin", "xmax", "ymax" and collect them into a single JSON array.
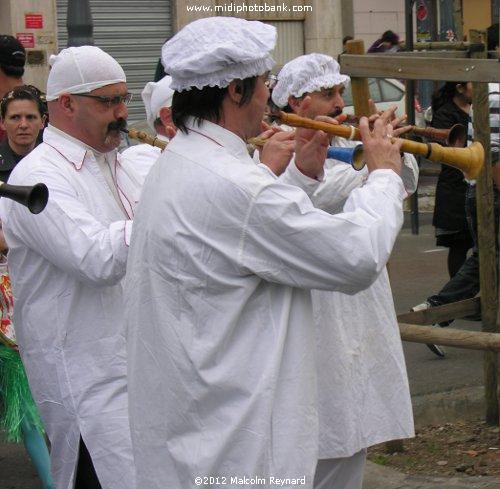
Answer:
[
  {"xmin": 271, "ymin": 53, "xmax": 350, "ymax": 108},
  {"xmin": 46, "ymin": 46, "xmax": 126, "ymax": 101},
  {"xmin": 141, "ymin": 76, "xmax": 174, "ymax": 130},
  {"xmin": 162, "ymin": 17, "xmax": 276, "ymax": 92}
]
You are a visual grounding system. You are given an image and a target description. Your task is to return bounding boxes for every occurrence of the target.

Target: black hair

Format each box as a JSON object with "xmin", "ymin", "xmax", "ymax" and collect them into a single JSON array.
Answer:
[
  {"xmin": 431, "ymin": 81, "xmax": 468, "ymax": 113},
  {"xmin": 381, "ymin": 30, "xmax": 400, "ymax": 45},
  {"xmin": 172, "ymin": 77, "xmax": 257, "ymax": 133},
  {"xmin": 342, "ymin": 35, "xmax": 354, "ymax": 45},
  {"xmin": 0, "ymin": 84, "xmax": 46, "ymax": 119},
  {"xmin": 487, "ymin": 23, "xmax": 499, "ymax": 51},
  {"xmin": 0, "ymin": 35, "xmax": 26, "ymax": 78}
]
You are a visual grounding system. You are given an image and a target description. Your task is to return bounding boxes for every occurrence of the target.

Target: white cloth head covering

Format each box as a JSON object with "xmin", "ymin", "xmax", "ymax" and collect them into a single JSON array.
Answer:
[
  {"xmin": 271, "ymin": 53, "xmax": 350, "ymax": 108},
  {"xmin": 162, "ymin": 17, "xmax": 276, "ymax": 92},
  {"xmin": 141, "ymin": 76, "xmax": 174, "ymax": 130},
  {"xmin": 46, "ymin": 46, "xmax": 126, "ymax": 101}
]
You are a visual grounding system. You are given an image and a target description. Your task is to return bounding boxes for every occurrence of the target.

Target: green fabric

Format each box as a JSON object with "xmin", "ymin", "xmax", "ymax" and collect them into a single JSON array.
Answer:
[{"xmin": 0, "ymin": 345, "xmax": 44, "ymax": 442}]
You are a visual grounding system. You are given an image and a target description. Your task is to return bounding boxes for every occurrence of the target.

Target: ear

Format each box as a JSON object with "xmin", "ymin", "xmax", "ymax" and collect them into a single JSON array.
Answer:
[
  {"xmin": 58, "ymin": 94, "xmax": 76, "ymax": 115},
  {"xmin": 288, "ymin": 96, "xmax": 302, "ymax": 113},
  {"xmin": 158, "ymin": 106, "xmax": 172, "ymax": 127},
  {"xmin": 227, "ymin": 81, "xmax": 243, "ymax": 104}
]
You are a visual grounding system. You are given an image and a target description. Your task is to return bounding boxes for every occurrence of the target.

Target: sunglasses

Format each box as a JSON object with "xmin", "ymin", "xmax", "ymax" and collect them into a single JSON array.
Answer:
[{"xmin": 73, "ymin": 92, "xmax": 133, "ymax": 108}]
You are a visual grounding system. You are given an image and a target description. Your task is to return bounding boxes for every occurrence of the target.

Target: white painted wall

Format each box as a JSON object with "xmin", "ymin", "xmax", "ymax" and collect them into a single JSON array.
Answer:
[{"xmin": 352, "ymin": 0, "xmax": 406, "ymax": 50}]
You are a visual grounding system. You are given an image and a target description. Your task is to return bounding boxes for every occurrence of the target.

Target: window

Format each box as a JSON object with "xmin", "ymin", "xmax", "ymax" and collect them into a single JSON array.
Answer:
[{"xmin": 380, "ymin": 80, "xmax": 404, "ymax": 102}]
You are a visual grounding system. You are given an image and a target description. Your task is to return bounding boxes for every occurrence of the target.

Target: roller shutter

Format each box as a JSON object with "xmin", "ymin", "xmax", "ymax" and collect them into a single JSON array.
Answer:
[{"xmin": 57, "ymin": 0, "xmax": 173, "ymax": 123}]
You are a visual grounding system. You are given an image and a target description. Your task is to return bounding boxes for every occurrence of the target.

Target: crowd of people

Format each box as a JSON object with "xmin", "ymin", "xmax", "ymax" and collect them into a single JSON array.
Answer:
[{"xmin": 0, "ymin": 17, "xmax": 497, "ymax": 489}]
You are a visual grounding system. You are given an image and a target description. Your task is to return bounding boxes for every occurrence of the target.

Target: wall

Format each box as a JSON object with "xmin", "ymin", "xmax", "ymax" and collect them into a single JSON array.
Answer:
[
  {"xmin": 0, "ymin": 0, "xmax": 57, "ymax": 91},
  {"xmin": 463, "ymin": 0, "xmax": 492, "ymax": 36}
]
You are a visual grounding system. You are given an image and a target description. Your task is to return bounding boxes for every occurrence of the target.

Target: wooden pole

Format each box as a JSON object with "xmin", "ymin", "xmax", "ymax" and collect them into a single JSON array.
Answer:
[
  {"xmin": 345, "ymin": 40, "xmax": 371, "ymax": 118},
  {"xmin": 399, "ymin": 324, "xmax": 500, "ymax": 351},
  {"xmin": 470, "ymin": 29, "xmax": 499, "ymax": 426}
]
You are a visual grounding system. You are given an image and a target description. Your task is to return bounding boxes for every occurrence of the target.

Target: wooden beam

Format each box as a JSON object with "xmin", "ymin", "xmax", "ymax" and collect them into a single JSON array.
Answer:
[
  {"xmin": 470, "ymin": 29, "xmax": 499, "ymax": 426},
  {"xmin": 339, "ymin": 54, "xmax": 500, "ymax": 82},
  {"xmin": 399, "ymin": 323, "xmax": 500, "ymax": 351},
  {"xmin": 397, "ymin": 297, "xmax": 481, "ymax": 325},
  {"xmin": 389, "ymin": 50, "xmax": 469, "ymax": 58},
  {"xmin": 345, "ymin": 40, "xmax": 371, "ymax": 117},
  {"xmin": 399, "ymin": 41, "xmax": 471, "ymax": 50}
]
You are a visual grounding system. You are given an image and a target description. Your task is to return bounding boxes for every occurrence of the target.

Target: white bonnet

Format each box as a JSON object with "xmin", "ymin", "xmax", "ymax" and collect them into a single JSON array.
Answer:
[
  {"xmin": 271, "ymin": 53, "xmax": 350, "ymax": 108},
  {"xmin": 162, "ymin": 17, "xmax": 276, "ymax": 92}
]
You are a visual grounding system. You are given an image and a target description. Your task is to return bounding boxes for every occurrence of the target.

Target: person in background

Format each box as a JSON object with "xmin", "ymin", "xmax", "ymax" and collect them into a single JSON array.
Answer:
[
  {"xmin": 367, "ymin": 30, "xmax": 400, "ymax": 53},
  {"xmin": 0, "ymin": 36, "xmax": 26, "ymax": 142},
  {"xmin": 412, "ymin": 24, "xmax": 499, "ymax": 358},
  {"xmin": 121, "ymin": 75, "xmax": 176, "ymax": 186},
  {"xmin": 0, "ymin": 84, "xmax": 53, "ymax": 489}
]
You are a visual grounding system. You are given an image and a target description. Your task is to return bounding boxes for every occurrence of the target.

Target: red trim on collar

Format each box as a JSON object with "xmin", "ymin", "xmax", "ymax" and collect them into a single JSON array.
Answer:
[
  {"xmin": 189, "ymin": 128, "xmax": 224, "ymax": 147},
  {"xmin": 113, "ymin": 156, "xmax": 133, "ymax": 219},
  {"xmin": 44, "ymin": 142, "xmax": 87, "ymax": 170}
]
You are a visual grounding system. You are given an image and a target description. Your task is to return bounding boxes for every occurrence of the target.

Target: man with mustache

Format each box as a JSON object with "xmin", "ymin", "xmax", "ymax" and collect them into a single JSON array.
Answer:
[
  {"xmin": 0, "ymin": 46, "xmax": 136, "ymax": 489},
  {"xmin": 270, "ymin": 53, "xmax": 416, "ymax": 487}
]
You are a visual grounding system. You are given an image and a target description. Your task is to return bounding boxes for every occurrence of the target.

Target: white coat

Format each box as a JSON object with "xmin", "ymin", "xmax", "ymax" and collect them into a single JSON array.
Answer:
[
  {"xmin": 298, "ymin": 138, "xmax": 417, "ymax": 459},
  {"xmin": 0, "ymin": 126, "xmax": 136, "ymax": 489},
  {"xmin": 125, "ymin": 119, "xmax": 406, "ymax": 489},
  {"xmin": 120, "ymin": 142, "xmax": 162, "ymax": 186}
]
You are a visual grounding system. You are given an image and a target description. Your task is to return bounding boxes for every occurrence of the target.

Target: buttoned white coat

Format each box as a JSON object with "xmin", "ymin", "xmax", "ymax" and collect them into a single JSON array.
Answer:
[
  {"xmin": 0, "ymin": 126, "xmax": 138, "ymax": 489},
  {"xmin": 125, "ymin": 119, "xmax": 406, "ymax": 489}
]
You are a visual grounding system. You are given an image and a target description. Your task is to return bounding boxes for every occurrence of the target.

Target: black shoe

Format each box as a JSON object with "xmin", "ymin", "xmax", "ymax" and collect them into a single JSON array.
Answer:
[{"xmin": 426, "ymin": 342, "xmax": 446, "ymax": 358}]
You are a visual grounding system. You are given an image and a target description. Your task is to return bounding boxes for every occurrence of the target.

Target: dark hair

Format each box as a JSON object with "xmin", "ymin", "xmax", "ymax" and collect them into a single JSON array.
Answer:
[
  {"xmin": 487, "ymin": 23, "xmax": 499, "ymax": 51},
  {"xmin": 431, "ymin": 81, "xmax": 468, "ymax": 113},
  {"xmin": 0, "ymin": 35, "xmax": 26, "ymax": 78},
  {"xmin": 0, "ymin": 84, "xmax": 46, "ymax": 119},
  {"xmin": 172, "ymin": 77, "xmax": 257, "ymax": 133},
  {"xmin": 342, "ymin": 35, "xmax": 354, "ymax": 46},
  {"xmin": 381, "ymin": 30, "xmax": 400, "ymax": 45}
]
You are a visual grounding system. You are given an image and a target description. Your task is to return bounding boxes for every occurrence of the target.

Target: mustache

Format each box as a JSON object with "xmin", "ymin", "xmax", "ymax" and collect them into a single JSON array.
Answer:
[
  {"xmin": 328, "ymin": 107, "xmax": 343, "ymax": 118},
  {"xmin": 107, "ymin": 118, "xmax": 127, "ymax": 133}
]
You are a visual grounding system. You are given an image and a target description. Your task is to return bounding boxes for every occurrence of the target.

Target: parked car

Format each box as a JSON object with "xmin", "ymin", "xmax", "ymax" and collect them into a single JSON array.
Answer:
[{"xmin": 343, "ymin": 78, "xmax": 424, "ymax": 126}]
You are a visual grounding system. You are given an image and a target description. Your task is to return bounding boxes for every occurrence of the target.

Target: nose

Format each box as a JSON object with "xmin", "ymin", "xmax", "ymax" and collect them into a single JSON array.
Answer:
[
  {"xmin": 335, "ymin": 93, "xmax": 345, "ymax": 110},
  {"xmin": 114, "ymin": 102, "xmax": 128, "ymax": 120},
  {"xmin": 19, "ymin": 117, "xmax": 29, "ymax": 128}
]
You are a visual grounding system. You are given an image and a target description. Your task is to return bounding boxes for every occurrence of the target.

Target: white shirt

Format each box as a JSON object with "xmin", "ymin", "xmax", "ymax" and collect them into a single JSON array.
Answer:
[
  {"xmin": 125, "ymin": 118, "xmax": 406, "ymax": 488},
  {"xmin": 0, "ymin": 125, "xmax": 136, "ymax": 489}
]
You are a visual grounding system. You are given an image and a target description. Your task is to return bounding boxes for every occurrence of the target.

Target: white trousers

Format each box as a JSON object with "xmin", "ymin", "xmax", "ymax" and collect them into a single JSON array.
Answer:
[{"xmin": 313, "ymin": 449, "xmax": 367, "ymax": 489}]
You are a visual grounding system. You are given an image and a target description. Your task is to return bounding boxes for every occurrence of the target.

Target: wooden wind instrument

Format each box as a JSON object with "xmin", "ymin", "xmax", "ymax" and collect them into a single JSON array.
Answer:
[
  {"xmin": 279, "ymin": 111, "xmax": 484, "ymax": 180},
  {"xmin": 124, "ymin": 128, "xmax": 167, "ymax": 150}
]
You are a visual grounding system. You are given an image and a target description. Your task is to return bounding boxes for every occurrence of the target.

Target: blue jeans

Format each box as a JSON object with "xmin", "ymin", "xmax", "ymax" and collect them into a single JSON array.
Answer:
[{"xmin": 427, "ymin": 185, "xmax": 499, "ymax": 309}]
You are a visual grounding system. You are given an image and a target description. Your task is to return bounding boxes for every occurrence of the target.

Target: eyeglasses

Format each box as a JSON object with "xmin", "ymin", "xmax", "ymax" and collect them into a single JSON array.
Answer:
[
  {"xmin": 265, "ymin": 74, "xmax": 278, "ymax": 90},
  {"xmin": 73, "ymin": 92, "xmax": 133, "ymax": 108}
]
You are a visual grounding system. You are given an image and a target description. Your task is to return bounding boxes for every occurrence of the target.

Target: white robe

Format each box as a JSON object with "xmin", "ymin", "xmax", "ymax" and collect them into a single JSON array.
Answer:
[
  {"xmin": 284, "ymin": 137, "xmax": 417, "ymax": 459},
  {"xmin": 125, "ymin": 118, "xmax": 406, "ymax": 488},
  {"xmin": 120, "ymin": 141, "xmax": 163, "ymax": 186},
  {"xmin": 0, "ymin": 126, "xmax": 136, "ymax": 489}
]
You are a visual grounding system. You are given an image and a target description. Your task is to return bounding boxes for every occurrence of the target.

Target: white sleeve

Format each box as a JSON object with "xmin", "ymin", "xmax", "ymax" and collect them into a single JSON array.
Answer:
[
  {"xmin": 238, "ymin": 169, "xmax": 405, "ymax": 294},
  {"xmin": 400, "ymin": 153, "xmax": 419, "ymax": 196},
  {"xmin": 1, "ymin": 169, "xmax": 132, "ymax": 287}
]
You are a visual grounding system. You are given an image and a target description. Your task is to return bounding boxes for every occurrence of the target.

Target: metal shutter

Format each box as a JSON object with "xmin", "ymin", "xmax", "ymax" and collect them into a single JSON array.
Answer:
[
  {"xmin": 265, "ymin": 21, "xmax": 305, "ymax": 71},
  {"xmin": 56, "ymin": 0, "xmax": 173, "ymax": 123}
]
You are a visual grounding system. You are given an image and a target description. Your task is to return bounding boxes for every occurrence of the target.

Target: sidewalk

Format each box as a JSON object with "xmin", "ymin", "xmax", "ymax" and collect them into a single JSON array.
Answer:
[{"xmin": 364, "ymin": 461, "xmax": 500, "ymax": 489}]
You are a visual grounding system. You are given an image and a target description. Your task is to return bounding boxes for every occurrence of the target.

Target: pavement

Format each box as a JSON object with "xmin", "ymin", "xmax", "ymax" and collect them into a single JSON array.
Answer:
[{"xmin": 1, "ymin": 179, "xmax": 499, "ymax": 488}]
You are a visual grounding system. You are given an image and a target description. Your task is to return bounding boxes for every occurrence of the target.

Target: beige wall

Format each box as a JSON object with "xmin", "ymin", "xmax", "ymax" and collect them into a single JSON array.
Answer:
[
  {"xmin": 175, "ymin": 0, "xmax": 342, "ymax": 63},
  {"xmin": 0, "ymin": 0, "xmax": 57, "ymax": 92},
  {"xmin": 463, "ymin": 0, "xmax": 492, "ymax": 36},
  {"xmin": 352, "ymin": 0, "xmax": 406, "ymax": 49}
]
